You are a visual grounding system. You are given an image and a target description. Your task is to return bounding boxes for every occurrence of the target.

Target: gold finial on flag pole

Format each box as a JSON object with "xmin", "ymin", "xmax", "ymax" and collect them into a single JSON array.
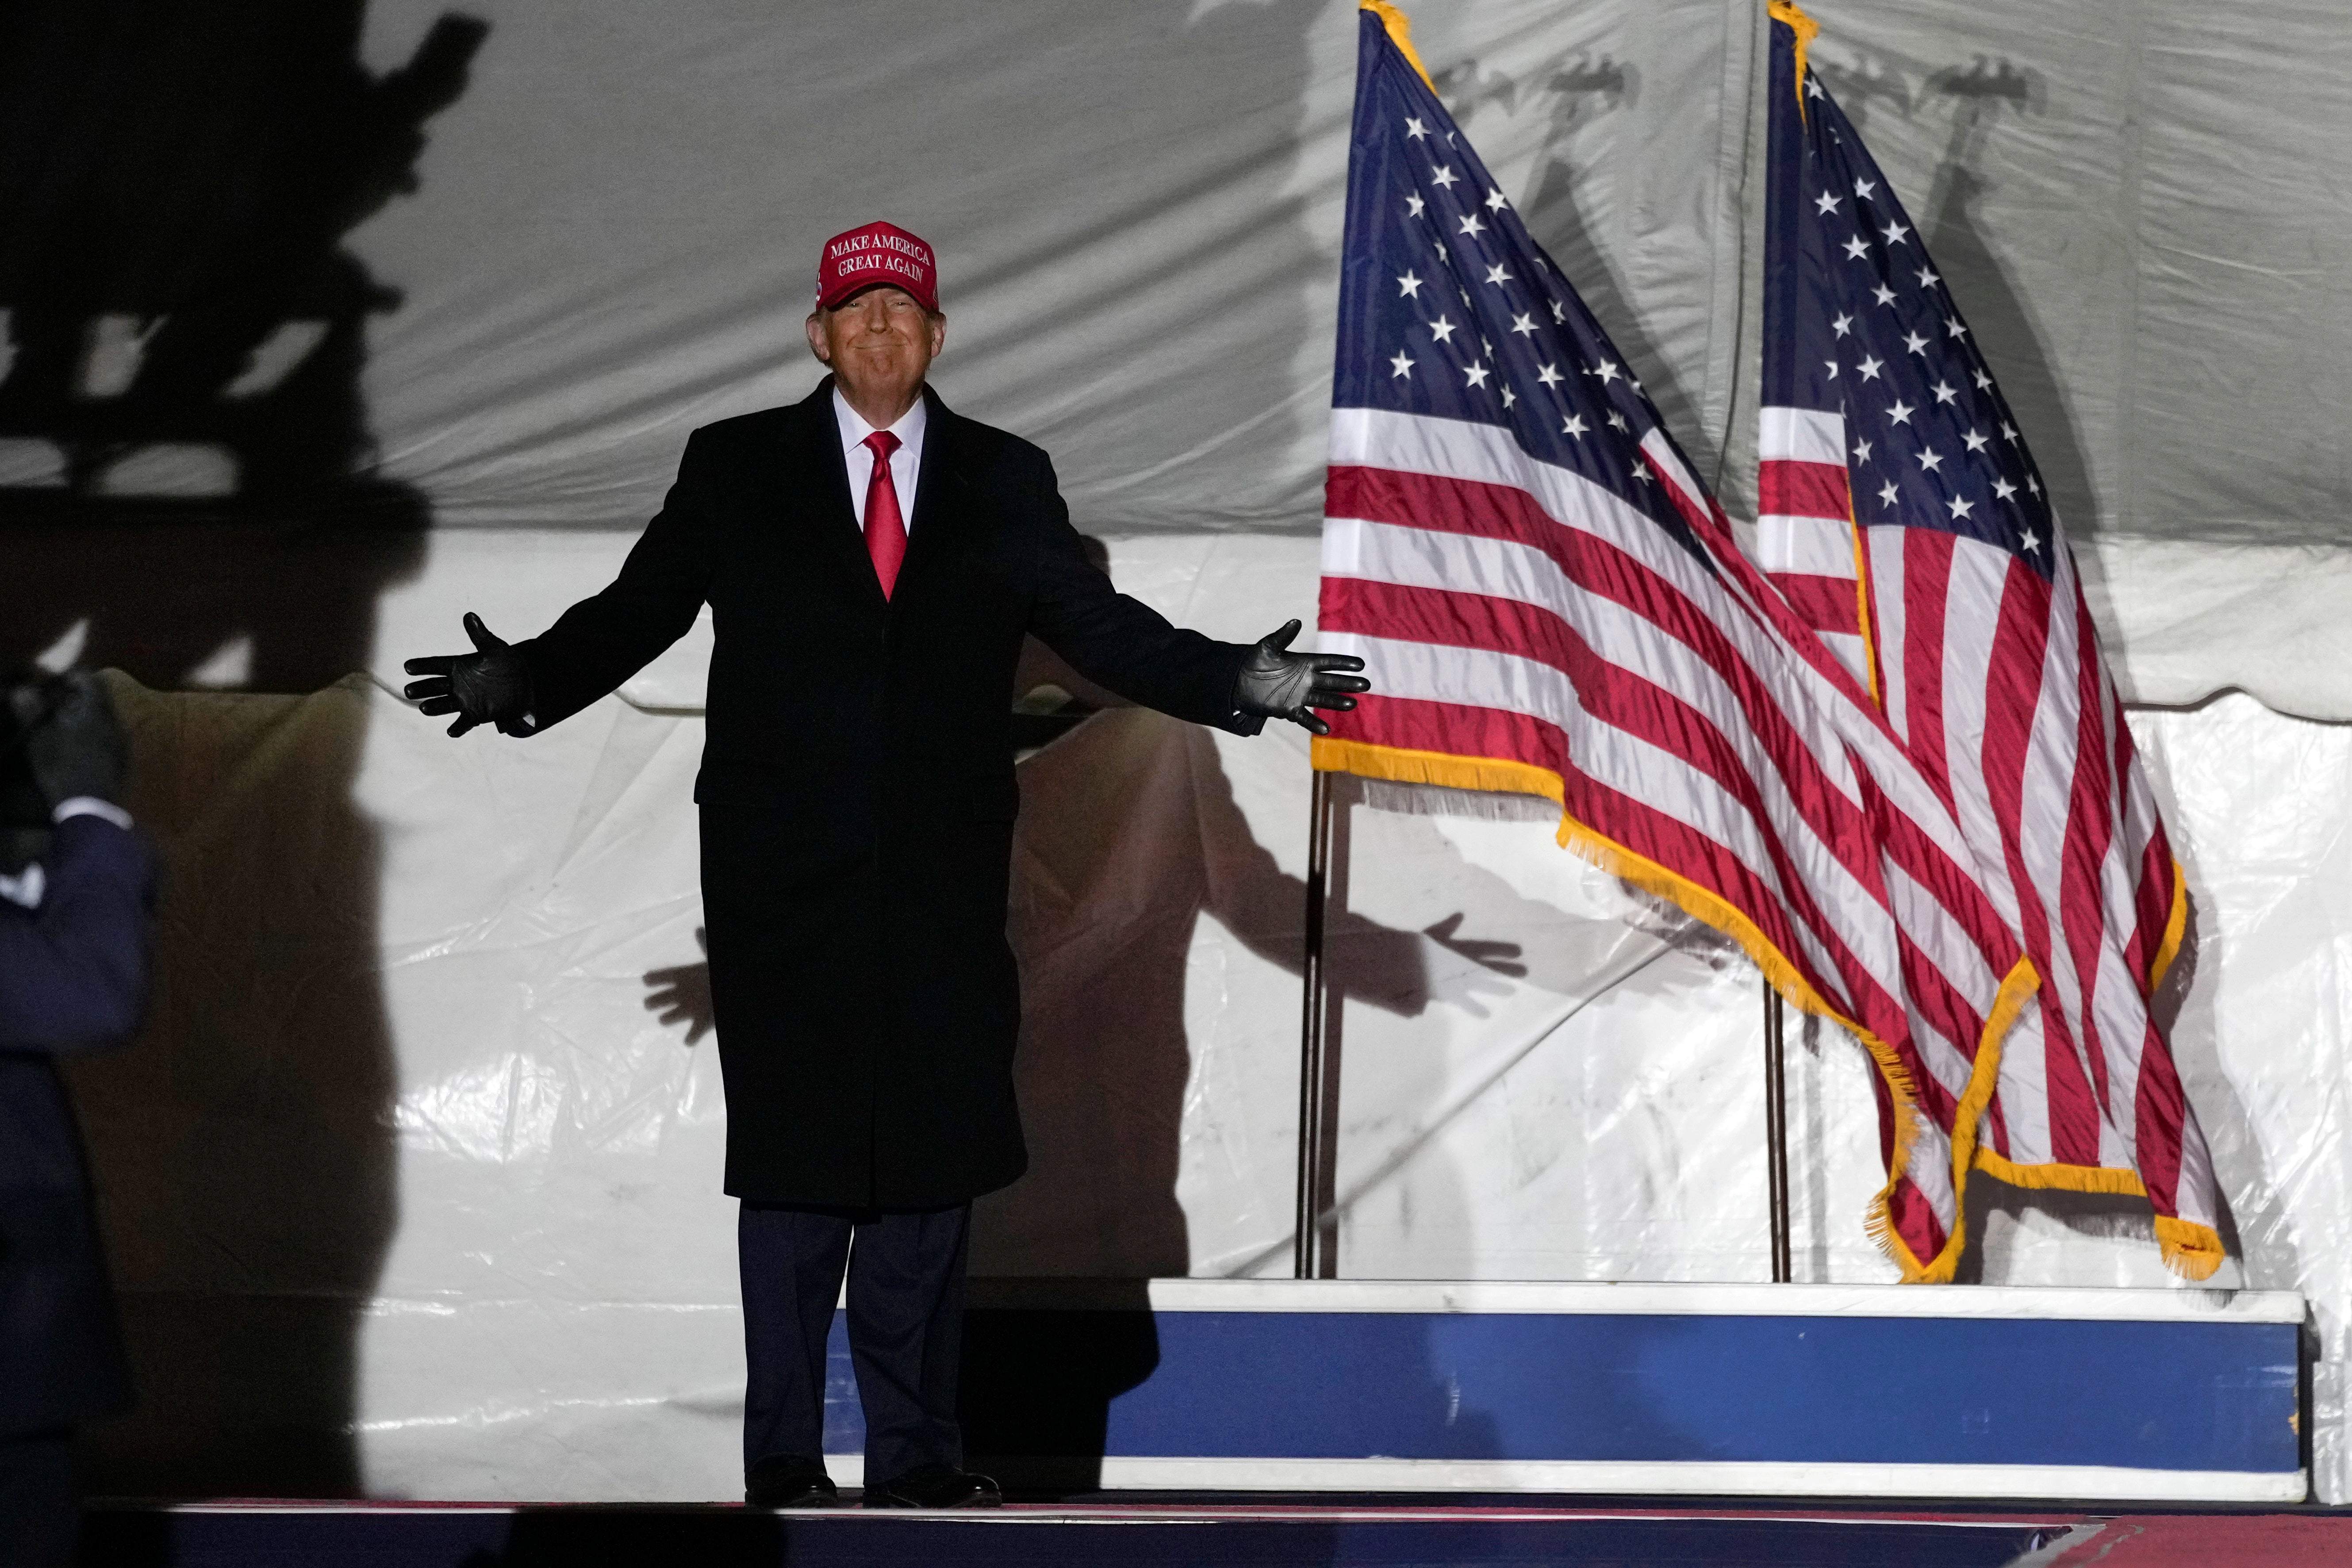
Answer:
[
  {"xmin": 1767, "ymin": 0, "xmax": 1820, "ymax": 122},
  {"xmin": 1359, "ymin": 0, "xmax": 1436, "ymax": 93}
]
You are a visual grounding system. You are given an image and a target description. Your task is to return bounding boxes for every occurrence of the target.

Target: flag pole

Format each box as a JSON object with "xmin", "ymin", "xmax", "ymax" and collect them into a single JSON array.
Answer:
[
  {"xmin": 1763, "ymin": 981, "xmax": 1793, "ymax": 1282},
  {"xmin": 1296, "ymin": 767, "xmax": 1336, "ymax": 1279}
]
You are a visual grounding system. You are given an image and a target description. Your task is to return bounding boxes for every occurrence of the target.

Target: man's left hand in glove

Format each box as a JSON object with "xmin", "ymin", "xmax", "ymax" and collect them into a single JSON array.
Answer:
[{"xmin": 1232, "ymin": 620, "xmax": 1371, "ymax": 736}]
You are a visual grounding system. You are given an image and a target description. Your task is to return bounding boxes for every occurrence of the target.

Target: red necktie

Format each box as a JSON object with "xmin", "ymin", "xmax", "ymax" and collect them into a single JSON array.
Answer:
[{"xmin": 861, "ymin": 429, "xmax": 907, "ymax": 599}]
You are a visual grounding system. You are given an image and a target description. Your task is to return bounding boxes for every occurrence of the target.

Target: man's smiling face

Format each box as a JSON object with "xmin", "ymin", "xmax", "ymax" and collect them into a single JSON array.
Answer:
[{"xmin": 806, "ymin": 285, "xmax": 945, "ymax": 422}]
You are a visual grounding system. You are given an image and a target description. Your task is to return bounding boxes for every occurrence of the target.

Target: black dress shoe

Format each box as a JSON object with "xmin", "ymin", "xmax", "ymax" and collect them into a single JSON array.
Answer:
[
  {"xmin": 745, "ymin": 1454, "xmax": 838, "ymax": 1508},
  {"xmin": 861, "ymin": 1463, "xmax": 1003, "ymax": 1509}
]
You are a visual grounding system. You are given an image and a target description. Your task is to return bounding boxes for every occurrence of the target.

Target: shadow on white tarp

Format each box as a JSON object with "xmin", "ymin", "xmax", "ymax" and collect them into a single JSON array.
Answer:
[
  {"xmin": 17, "ymin": 0, "xmax": 2352, "ymax": 712},
  {"xmin": 61, "ymin": 663, "xmax": 2350, "ymax": 1501},
  {"xmin": 14, "ymin": 0, "xmax": 2352, "ymax": 1510}
]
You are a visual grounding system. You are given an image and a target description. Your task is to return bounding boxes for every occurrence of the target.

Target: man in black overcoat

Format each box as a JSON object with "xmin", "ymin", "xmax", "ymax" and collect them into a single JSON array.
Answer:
[
  {"xmin": 403, "ymin": 221, "xmax": 1366, "ymax": 1509},
  {"xmin": 0, "ymin": 674, "xmax": 153, "ymax": 1568}
]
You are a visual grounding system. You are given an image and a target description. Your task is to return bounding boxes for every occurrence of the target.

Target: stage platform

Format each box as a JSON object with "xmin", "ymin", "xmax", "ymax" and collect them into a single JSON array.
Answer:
[
  {"xmin": 77, "ymin": 1279, "xmax": 2314, "ymax": 1564},
  {"xmin": 917, "ymin": 1279, "xmax": 2309, "ymax": 1502},
  {"xmin": 77, "ymin": 1498, "xmax": 2352, "ymax": 1567}
]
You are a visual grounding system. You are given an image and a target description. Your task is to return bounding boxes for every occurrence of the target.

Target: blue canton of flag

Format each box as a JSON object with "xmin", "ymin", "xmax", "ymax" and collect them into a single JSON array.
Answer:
[
  {"xmin": 1763, "ymin": 40, "xmax": 2056, "ymax": 582},
  {"xmin": 1330, "ymin": 11, "xmax": 1708, "ymax": 567}
]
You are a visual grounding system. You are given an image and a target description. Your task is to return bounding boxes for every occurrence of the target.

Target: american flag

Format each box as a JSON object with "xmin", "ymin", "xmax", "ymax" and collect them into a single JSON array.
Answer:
[
  {"xmin": 1316, "ymin": 1, "xmax": 2050, "ymax": 1277},
  {"xmin": 1757, "ymin": 2, "xmax": 2220, "ymax": 1277}
]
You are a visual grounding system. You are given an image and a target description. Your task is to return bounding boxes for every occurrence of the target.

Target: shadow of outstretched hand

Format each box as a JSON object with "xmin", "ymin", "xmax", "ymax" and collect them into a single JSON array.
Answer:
[
  {"xmin": 643, "ymin": 926, "xmax": 714, "ymax": 1044},
  {"xmin": 1422, "ymin": 911, "xmax": 1527, "ymax": 978},
  {"xmin": 1413, "ymin": 911, "xmax": 1528, "ymax": 1019}
]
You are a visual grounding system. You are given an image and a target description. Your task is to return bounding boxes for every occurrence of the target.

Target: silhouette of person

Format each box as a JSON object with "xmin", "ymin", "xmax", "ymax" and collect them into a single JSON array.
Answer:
[{"xmin": 0, "ymin": 0, "xmax": 487, "ymax": 1499}]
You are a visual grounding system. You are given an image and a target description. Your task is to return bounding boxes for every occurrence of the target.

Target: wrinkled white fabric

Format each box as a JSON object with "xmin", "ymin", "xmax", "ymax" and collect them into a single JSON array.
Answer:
[
  {"xmin": 63, "ymin": 571, "xmax": 2352, "ymax": 1501},
  {"xmin": 298, "ymin": 0, "xmax": 2352, "ymax": 709},
  {"xmin": 31, "ymin": 0, "xmax": 2352, "ymax": 1507}
]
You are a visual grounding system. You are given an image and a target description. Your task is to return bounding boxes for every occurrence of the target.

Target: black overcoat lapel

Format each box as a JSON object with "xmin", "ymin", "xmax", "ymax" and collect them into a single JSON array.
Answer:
[
  {"xmin": 887, "ymin": 386, "xmax": 966, "ymax": 614},
  {"xmin": 787, "ymin": 379, "xmax": 889, "ymax": 611}
]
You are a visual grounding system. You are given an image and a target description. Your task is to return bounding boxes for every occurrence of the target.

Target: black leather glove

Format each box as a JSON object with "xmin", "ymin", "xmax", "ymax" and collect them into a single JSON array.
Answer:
[
  {"xmin": 1232, "ymin": 620, "xmax": 1370, "ymax": 736},
  {"xmin": 26, "ymin": 671, "xmax": 129, "ymax": 809},
  {"xmin": 403, "ymin": 612, "xmax": 537, "ymax": 737}
]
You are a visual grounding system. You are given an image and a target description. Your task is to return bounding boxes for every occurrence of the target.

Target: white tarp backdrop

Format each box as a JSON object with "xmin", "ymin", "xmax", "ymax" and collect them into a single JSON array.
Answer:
[{"xmin": 4, "ymin": 0, "xmax": 2349, "ymax": 1502}]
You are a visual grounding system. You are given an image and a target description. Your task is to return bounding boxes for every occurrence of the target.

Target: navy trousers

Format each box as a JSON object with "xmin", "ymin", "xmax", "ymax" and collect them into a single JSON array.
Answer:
[
  {"xmin": 0, "ymin": 1429, "xmax": 75, "ymax": 1568},
  {"xmin": 737, "ymin": 1202, "xmax": 970, "ymax": 1486}
]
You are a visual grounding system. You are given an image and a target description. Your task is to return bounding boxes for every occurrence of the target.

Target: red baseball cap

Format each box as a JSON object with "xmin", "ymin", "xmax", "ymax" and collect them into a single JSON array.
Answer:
[{"xmin": 816, "ymin": 220, "xmax": 938, "ymax": 313}]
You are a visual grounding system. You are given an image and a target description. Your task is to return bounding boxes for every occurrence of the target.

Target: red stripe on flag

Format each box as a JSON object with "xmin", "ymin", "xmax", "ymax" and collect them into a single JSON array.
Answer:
[
  {"xmin": 1898, "ymin": 529, "xmax": 1955, "ymax": 803},
  {"xmin": 1333, "ymin": 567, "xmax": 2022, "ymax": 986},
  {"xmin": 1329, "ymin": 464, "xmax": 1561, "ymax": 560},
  {"xmin": 1861, "ymin": 1068, "xmax": 1951, "ymax": 1269},
  {"xmin": 1773, "ymin": 571, "xmax": 1862, "ymax": 635},
  {"xmin": 1324, "ymin": 690, "xmax": 1559, "ymax": 778},
  {"xmin": 2056, "ymin": 592, "xmax": 2122, "ymax": 1116},
  {"xmin": 1320, "ymin": 525, "xmax": 1884, "ymax": 904},
  {"xmin": 1324, "ymin": 620, "xmax": 2025, "ymax": 1075},
  {"xmin": 1758, "ymin": 458, "xmax": 1851, "ymax": 520},
  {"xmin": 2131, "ymin": 1017, "xmax": 2190, "ymax": 1215},
  {"xmin": 2130, "ymin": 823, "xmax": 2174, "ymax": 985},
  {"xmin": 1329, "ymin": 468, "xmax": 2020, "ymax": 1039},
  {"xmin": 1883, "ymin": 1169, "xmax": 1952, "ymax": 1271},
  {"xmin": 1335, "ymin": 692, "xmax": 1829, "ymax": 981},
  {"xmin": 1328, "ymin": 468, "xmax": 1874, "ymax": 863},
  {"xmin": 1981, "ymin": 563, "xmax": 2102, "ymax": 1169},
  {"xmin": 1321, "ymin": 576, "xmax": 1890, "ymax": 992},
  {"xmin": 1983, "ymin": 1083, "xmax": 2014, "ymax": 1163},
  {"xmin": 1852, "ymin": 769, "xmax": 2027, "ymax": 990},
  {"xmin": 2113, "ymin": 713, "xmax": 2175, "ymax": 986}
]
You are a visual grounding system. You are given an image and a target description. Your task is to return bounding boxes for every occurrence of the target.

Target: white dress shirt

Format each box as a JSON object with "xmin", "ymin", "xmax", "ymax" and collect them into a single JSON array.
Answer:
[
  {"xmin": 0, "ymin": 798, "xmax": 134, "ymax": 910},
  {"xmin": 833, "ymin": 387, "xmax": 927, "ymax": 533},
  {"xmin": 54, "ymin": 797, "xmax": 133, "ymax": 830}
]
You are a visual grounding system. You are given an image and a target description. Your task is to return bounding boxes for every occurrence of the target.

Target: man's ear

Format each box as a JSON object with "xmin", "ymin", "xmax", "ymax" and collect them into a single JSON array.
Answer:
[
  {"xmin": 805, "ymin": 312, "xmax": 832, "ymax": 363},
  {"xmin": 928, "ymin": 312, "xmax": 947, "ymax": 358}
]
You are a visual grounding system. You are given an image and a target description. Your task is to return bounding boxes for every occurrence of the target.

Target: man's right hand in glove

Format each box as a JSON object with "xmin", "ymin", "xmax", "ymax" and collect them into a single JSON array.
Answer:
[
  {"xmin": 403, "ymin": 612, "xmax": 537, "ymax": 737},
  {"xmin": 25, "ymin": 671, "xmax": 130, "ymax": 809}
]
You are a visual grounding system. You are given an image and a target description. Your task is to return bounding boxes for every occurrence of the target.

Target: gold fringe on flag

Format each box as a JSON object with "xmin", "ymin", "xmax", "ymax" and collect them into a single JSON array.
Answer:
[{"xmin": 1314, "ymin": 736, "xmax": 2045, "ymax": 1282}]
